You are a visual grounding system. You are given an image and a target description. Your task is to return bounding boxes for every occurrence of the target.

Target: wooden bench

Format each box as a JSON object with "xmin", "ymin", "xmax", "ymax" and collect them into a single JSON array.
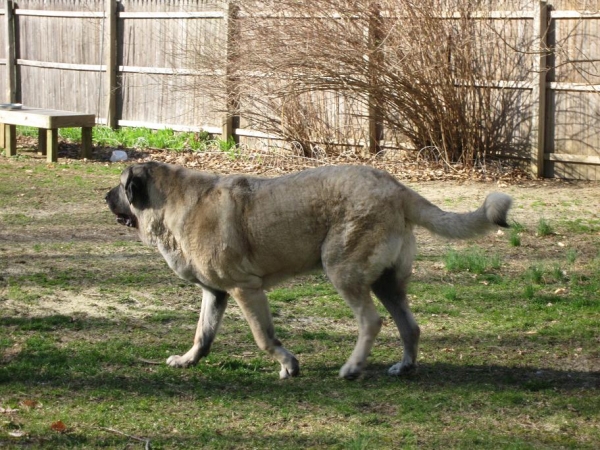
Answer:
[{"xmin": 0, "ymin": 106, "xmax": 96, "ymax": 162}]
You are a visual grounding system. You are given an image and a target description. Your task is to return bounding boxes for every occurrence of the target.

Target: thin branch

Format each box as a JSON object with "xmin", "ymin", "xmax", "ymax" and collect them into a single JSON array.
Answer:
[
  {"xmin": 98, "ymin": 427, "xmax": 151, "ymax": 450},
  {"xmin": 134, "ymin": 357, "xmax": 162, "ymax": 365}
]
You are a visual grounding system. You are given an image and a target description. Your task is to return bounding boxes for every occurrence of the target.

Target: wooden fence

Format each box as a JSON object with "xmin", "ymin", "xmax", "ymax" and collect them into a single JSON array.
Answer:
[{"xmin": 1, "ymin": 0, "xmax": 599, "ymax": 179}]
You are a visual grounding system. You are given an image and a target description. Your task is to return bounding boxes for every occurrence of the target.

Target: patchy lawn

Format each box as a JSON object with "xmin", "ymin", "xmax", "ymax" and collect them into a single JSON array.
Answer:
[{"xmin": 0, "ymin": 152, "xmax": 598, "ymax": 449}]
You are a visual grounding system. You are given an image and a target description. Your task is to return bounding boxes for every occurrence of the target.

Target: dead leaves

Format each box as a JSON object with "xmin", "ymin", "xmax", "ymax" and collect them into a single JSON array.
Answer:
[
  {"xmin": 20, "ymin": 399, "xmax": 41, "ymax": 410},
  {"xmin": 7, "ymin": 429, "xmax": 27, "ymax": 438},
  {"xmin": 1, "ymin": 403, "xmax": 26, "ymax": 439},
  {"xmin": 1, "ymin": 400, "xmax": 70, "ymax": 440},
  {"xmin": 2, "ymin": 400, "xmax": 149, "ymax": 446},
  {"xmin": 0, "ymin": 406, "xmax": 19, "ymax": 414},
  {"xmin": 50, "ymin": 420, "xmax": 68, "ymax": 433},
  {"xmin": 121, "ymin": 146, "xmax": 531, "ymax": 184}
]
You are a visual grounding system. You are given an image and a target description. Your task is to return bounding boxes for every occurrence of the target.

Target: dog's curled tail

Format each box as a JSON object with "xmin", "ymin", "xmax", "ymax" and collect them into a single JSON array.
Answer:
[{"xmin": 406, "ymin": 191, "xmax": 512, "ymax": 240}]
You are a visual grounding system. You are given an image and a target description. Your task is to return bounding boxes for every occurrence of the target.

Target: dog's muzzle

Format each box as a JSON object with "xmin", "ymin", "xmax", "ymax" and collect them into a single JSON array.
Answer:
[{"xmin": 106, "ymin": 188, "xmax": 138, "ymax": 229}]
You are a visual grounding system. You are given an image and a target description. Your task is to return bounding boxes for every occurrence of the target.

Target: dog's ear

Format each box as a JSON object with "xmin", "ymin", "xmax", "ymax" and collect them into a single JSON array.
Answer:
[{"xmin": 124, "ymin": 166, "xmax": 150, "ymax": 209}]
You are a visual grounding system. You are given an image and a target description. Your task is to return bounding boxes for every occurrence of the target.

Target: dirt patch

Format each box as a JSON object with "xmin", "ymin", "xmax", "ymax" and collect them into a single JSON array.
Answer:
[{"xmin": 1, "ymin": 288, "xmax": 166, "ymax": 320}]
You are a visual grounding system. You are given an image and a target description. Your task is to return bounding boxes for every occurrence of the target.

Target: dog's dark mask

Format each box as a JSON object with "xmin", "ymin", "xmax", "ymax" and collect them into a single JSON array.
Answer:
[{"xmin": 106, "ymin": 166, "xmax": 150, "ymax": 228}]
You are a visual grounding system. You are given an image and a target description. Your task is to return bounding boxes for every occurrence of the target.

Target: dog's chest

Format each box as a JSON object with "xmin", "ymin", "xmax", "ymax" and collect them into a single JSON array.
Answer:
[
  {"xmin": 153, "ymin": 230, "xmax": 204, "ymax": 285},
  {"xmin": 159, "ymin": 244, "xmax": 195, "ymax": 281}
]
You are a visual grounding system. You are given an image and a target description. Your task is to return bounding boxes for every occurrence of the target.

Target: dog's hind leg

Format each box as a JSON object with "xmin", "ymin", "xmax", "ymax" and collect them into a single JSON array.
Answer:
[
  {"xmin": 167, "ymin": 287, "xmax": 228, "ymax": 368},
  {"xmin": 371, "ymin": 267, "xmax": 420, "ymax": 376},
  {"xmin": 325, "ymin": 268, "xmax": 383, "ymax": 380},
  {"xmin": 231, "ymin": 287, "xmax": 300, "ymax": 379},
  {"xmin": 340, "ymin": 290, "xmax": 383, "ymax": 380}
]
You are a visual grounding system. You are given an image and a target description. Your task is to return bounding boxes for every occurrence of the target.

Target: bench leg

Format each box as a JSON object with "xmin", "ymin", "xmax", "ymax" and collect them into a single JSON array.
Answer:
[
  {"xmin": 5, "ymin": 125, "xmax": 17, "ymax": 157},
  {"xmin": 47, "ymin": 128, "xmax": 58, "ymax": 163},
  {"xmin": 0, "ymin": 122, "xmax": 4, "ymax": 149},
  {"xmin": 38, "ymin": 128, "xmax": 47, "ymax": 156},
  {"xmin": 81, "ymin": 127, "xmax": 92, "ymax": 159}
]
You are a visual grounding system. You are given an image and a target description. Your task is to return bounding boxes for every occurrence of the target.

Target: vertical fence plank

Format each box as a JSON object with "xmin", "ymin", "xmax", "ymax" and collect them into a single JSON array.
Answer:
[
  {"xmin": 530, "ymin": 0, "xmax": 549, "ymax": 178},
  {"xmin": 1, "ymin": 0, "xmax": 16, "ymax": 148},
  {"xmin": 4, "ymin": 0, "xmax": 15, "ymax": 103},
  {"xmin": 105, "ymin": 0, "xmax": 117, "ymax": 128}
]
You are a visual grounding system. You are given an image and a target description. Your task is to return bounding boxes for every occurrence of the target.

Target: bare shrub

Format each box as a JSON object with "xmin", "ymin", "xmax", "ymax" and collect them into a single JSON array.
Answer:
[{"xmin": 182, "ymin": 1, "xmax": 542, "ymax": 166}]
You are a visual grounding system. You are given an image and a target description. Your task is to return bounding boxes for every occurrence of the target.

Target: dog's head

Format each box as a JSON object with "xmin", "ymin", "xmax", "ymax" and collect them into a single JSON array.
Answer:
[{"xmin": 106, "ymin": 163, "xmax": 153, "ymax": 229}]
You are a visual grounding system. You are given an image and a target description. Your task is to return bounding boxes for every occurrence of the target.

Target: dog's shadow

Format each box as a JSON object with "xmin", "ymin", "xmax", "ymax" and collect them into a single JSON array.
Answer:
[
  {"xmin": 0, "ymin": 315, "xmax": 597, "ymax": 399},
  {"xmin": 364, "ymin": 361, "xmax": 599, "ymax": 392}
]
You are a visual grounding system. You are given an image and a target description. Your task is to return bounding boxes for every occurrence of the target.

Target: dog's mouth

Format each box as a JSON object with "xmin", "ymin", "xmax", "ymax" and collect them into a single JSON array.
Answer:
[{"xmin": 116, "ymin": 214, "xmax": 138, "ymax": 228}]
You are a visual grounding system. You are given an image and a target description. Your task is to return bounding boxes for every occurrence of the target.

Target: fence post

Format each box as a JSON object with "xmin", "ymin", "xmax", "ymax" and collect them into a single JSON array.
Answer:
[
  {"xmin": 1, "ymin": 0, "xmax": 16, "ymax": 150},
  {"xmin": 368, "ymin": 4, "xmax": 384, "ymax": 155},
  {"xmin": 222, "ymin": 2, "xmax": 239, "ymax": 144},
  {"xmin": 104, "ymin": 0, "xmax": 118, "ymax": 128},
  {"xmin": 530, "ymin": 0, "xmax": 549, "ymax": 177}
]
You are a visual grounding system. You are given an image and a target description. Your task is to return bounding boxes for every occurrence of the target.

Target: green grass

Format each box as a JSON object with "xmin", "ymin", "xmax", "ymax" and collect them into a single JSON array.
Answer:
[
  {"xmin": 17, "ymin": 125, "xmax": 223, "ymax": 152},
  {"xmin": 443, "ymin": 246, "xmax": 501, "ymax": 274},
  {"xmin": 523, "ymin": 263, "xmax": 572, "ymax": 286},
  {"xmin": 536, "ymin": 217, "xmax": 554, "ymax": 236},
  {"xmin": 567, "ymin": 248, "xmax": 578, "ymax": 264},
  {"xmin": 523, "ymin": 284, "xmax": 536, "ymax": 299},
  {"xmin": 509, "ymin": 229, "xmax": 521, "ymax": 247},
  {"xmin": 560, "ymin": 218, "xmax": 600, "ymax": 234},
  {"xmin": 0, "ymin": 159, "xmax": 598, "ymax": 449},
  {"xmin": 525, "ymin": 265, "xmax": 545, "ymax": 284},
  {"xmin": 508, "ymin": 220, "xmax": 525, "ymax": 246},
  {"xmin": 510, "ymin": 220, "xmax": 526, "ymax": 233}
]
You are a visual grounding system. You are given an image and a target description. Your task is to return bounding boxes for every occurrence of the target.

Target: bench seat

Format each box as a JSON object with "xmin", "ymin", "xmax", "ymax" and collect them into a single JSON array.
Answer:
[{"xmin": 0, "ymin": 106, "xmax": 96, "ymax": 162}]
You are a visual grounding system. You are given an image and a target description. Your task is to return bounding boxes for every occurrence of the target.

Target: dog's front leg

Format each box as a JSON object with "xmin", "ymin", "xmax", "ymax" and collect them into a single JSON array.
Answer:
[
  {"xmin": 230, "ymin": 287, "xmax": 300, "ymax": 379},
  {"xmin": 167, "ymin": 287, "xmax": 228, "ymax": 368}
]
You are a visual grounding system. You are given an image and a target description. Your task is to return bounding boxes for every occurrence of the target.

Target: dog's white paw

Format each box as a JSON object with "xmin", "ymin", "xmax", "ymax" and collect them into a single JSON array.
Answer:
[
  {"xmin": 279, "ymin": 367, "xmax": 293, "ymax": 379},
  {"xmin": 339, "ymin": 362, "xmax": 362, "ymax": 380},
  {"xmin": 166, "ymin": 355, "xmax": 195, "ymax": 368},
  {"xmin": 388, "ymin": 362, "xmax": 417, "ymax": 376},
  {"xmin": 279, "ymin": 357, "xmax": 300, "ymax": 379}
]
